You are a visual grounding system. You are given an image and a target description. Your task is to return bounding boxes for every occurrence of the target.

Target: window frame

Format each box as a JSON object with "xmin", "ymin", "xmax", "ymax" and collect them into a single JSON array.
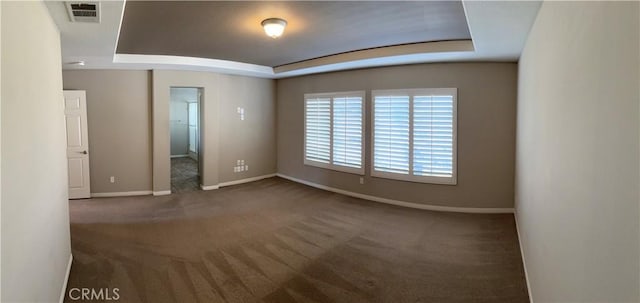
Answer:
[
  {"xmin": 304, "ymin": 91, "xmax": 366, "ymax": 175},
  {"xmin": 371, "ymin": 88, "xmax": 457, "ymax": 185}
]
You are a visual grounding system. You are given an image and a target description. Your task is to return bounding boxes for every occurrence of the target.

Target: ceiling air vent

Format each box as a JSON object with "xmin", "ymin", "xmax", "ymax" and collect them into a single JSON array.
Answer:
[{"xmin": 65, "ymin": 2, "xmax": 100, "ymax": 23}]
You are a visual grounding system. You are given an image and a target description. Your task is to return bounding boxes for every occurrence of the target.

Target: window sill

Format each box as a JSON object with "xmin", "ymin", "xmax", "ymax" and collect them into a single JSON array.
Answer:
[
  {"xmin": 304, "ymin": 160, "xmax": 365, "ymax": 176},
  {"xmin": 371, "ymin": 171, "xmax": 457, "ymax": 185}
]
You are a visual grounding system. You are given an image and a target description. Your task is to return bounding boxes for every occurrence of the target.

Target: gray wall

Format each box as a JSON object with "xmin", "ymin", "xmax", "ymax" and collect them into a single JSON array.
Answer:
[
  {"xmin": 152, "ymin": 70, "xmax": 277, "ymax": 191},
  {"xmin": 152, "ymin": 70, "xmax": 218, "ymax": 191},
  {"xmin": 277, "ymin": 63, "xmax": 517, "ymax": 209},
  {"xmin": 218, "ymin": 75, "xmax": 277, "ymax": 183},
  {"xmin": 1, "ymin": 1, "xmax": 72, "ymax": 301},
  {"xmin": 63, "ymin": 70, "xmax": 153, "ymax": 194},
  {"xmin": 63, "ymin": 70, "xmax": 276, "ymax": 194},
  {"xmin": 516, "ymin": 1, "xmax": 639, "ymax": 302}
]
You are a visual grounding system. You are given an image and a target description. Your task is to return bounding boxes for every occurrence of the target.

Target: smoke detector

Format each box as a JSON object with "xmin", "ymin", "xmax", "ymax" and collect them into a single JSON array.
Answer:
[{"xmin": 65, "ymin": 2, "xmax": 100, "ymax": 23}]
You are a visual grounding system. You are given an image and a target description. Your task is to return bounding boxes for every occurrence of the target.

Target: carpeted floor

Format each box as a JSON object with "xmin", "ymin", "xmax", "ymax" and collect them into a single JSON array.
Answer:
[
  {"xmin": 65, "ymin": 177, "xmax": 529, "ymax": 303},
  {"xmin": 171, "ymin": 157, "xmax": 200, "ymax": 193}
]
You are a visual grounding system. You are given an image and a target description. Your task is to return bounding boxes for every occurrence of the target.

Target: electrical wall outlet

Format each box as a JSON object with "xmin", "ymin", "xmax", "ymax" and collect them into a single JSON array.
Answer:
[
  {"xmin": 110, "ymin": 176, "xmax": 115, "ymax": 183},
  {"xmin": 234, "ymin": 160, "xmax": 248, "ymax": 173},
  {"xmin": 359, "ymin": 177, "xmax": 364, "ymax": 184}
]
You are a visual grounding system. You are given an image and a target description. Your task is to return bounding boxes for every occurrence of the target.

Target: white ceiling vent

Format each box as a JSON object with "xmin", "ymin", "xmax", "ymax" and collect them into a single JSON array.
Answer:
[{"xmin": 65, "ymin": 2, "xmax": 100, "ymax": 23}]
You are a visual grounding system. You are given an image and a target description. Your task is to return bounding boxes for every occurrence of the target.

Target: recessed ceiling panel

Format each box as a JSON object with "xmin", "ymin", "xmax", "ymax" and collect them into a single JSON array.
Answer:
[{"xmin": 116, "ymin": 1, "xmax": 471, "ymax": 67}]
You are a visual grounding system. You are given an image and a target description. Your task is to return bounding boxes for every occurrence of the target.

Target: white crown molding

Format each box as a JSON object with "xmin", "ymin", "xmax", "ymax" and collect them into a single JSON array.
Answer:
[
  {"xmin": 113, "ymin": 54, "xmax": 275, "ymax": 78},
  {"xmin": 274, "ymin": 40, "xmax": 474, "ymax": 73},
  {"xmin": 67, "ymin": 42, "xmax": 477, "ymax": 79}
]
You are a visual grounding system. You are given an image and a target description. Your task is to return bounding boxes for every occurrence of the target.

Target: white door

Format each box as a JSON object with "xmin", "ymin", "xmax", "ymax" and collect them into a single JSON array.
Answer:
[{"xmin": 64, "ymin": 90, "xmax": 91, "ymax": 199}]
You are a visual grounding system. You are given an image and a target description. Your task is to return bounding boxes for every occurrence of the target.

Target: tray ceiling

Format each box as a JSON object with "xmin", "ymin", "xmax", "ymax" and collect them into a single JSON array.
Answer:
[{"xmin": 116, "ymin": 1, "xmax": 471, "ymax": 67}]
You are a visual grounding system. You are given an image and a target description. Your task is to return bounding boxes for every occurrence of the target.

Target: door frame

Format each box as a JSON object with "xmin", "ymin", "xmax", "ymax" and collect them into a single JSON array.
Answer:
[
  {"xmin": 151, "ymin": 70, "xmax": 219, "ymax": 195},
  {"xmin": 169, "ymin": 87, "xmax": 203, "ymax": 188}
]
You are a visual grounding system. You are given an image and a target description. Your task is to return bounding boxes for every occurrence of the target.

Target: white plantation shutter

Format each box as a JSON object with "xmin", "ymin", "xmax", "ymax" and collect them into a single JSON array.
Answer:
[
  {"xmin": 413, "ymin": 95, "xmax": 454, "ymax": 178},
  {"xmin": 305, "ymin": 97, "xmax": 331, "ymax": 164},
  {"xmin": 332, "ymin": 97, "xmax": 363, "ymax": 169},
  {"xmin": 304, "ymin": 92, "xmax": 364, "ymax": 174},
  {"xmin": 373, "ymin": 96, "xmax": 410, "ymax": 174},
  {"xmin": 372, "ymin": 89, "xmax": 457, "ymax": 184}
]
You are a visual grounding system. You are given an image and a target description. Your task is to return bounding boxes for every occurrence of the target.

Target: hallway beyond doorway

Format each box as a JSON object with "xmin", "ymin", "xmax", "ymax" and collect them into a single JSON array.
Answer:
[{"xmin": 170, "ymin": 157, "xmax": 199, "ymax": 193}]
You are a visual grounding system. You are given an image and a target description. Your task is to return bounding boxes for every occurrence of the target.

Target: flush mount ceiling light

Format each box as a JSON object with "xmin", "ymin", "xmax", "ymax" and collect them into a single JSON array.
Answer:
[{"xmin": 261, "ymin": 18, "xmax": 287, "ymax": 38}]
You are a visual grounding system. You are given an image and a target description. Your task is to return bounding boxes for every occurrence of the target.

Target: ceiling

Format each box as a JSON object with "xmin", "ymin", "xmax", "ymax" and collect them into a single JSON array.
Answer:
[
  {"xmin": 45, "ymin": 1, "xmax": 542, "ymax": 79},
  {"xmin": 117, "ymin": 1, "xmax": 471, "ymax": 67}
]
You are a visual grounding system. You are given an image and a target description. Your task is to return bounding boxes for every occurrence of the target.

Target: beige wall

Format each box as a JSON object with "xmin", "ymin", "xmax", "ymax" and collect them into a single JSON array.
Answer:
[
  {"xmin": 61, "ymin": 70, "xmax": 277, "ymax": 194},
  {"xmin": 1, "ymin": 1, "xmax": 71, "ymax": 301},
  {"xmin": 152, "ymin": 70, "xmax": 220, "ymax": 191},
  {"xmin": 218, "ymin": 74, "xmax": 277, "ymax": 183},
  {"xmin": 152, "ymin": 70, "xmax": 277, "ymax": 191},
  {"xmin": 516, "ymin": 1, "xmax": 639, "ymax": 302},
  {"xmin": 277, "ymin": 63, "xmax": 517, "ymax": 209},
  {"xmin": 0, "ymin": 3, "xmax": 3, "ymax": 299},
  {"xmin": 63, "ymin": 70, "xmax": 152, "ymax": 194}
]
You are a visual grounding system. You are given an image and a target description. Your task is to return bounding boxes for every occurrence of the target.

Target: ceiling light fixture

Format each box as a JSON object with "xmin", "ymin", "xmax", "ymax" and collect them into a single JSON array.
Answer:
[{"xmin": 261, "ymin": 18, "xmax": 287, "ymax": 38}]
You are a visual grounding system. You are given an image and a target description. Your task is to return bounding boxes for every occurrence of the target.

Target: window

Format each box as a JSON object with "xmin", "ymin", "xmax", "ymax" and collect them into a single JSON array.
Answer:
[
  {"xmin": 304, "ymin": 91, "xmax": 365, "ymax": 175},
  {"xmin": 372, "ymin": 88, "xmax": 457, "ymax": 184},
  {"xmin": 188, "ymin": 102, "xmax": 198, "ymax": 153}
]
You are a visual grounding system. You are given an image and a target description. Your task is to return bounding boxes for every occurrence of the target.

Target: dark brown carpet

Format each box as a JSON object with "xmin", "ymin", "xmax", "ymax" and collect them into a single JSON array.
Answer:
[{"xmin": 65, "ymin": 177, "xmax": 529, "ymax": 303}]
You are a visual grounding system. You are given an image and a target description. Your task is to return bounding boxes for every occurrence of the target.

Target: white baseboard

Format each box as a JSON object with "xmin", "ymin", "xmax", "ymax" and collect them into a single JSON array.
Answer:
[
  {"xmin": 170, "ymin": 154, "xmax": 189, "ymax": 158},
  {"xmin": 514, "ymin": 211, "xmax": 533, "ymax": 303},
  {"xmin": 200, "ymin": 184, "xmax": 219, "ymax": 190},
  {"xmin": 218, "ymin": 173, "xmax": 277, "ymax": 188},
  {"xmin": 276, "ymin": 173, "xmax": 514, "ymax": 214},
  {"xmin": 153, "ymin": 190, "xmax": 171, "ymax": 196},
  {"xmin": 59, "ymin": 254, "xmax": 73, "ymax": 303},
  {"xmin": 91, "ymin": 190, "xmax": 152, "ymax": 198}
]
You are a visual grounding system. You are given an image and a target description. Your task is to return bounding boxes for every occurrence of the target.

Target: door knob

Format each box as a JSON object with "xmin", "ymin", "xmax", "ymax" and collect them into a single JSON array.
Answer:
[{"xmin": 79, "ymin": 150, "xmax": 88, "ymax": 155}]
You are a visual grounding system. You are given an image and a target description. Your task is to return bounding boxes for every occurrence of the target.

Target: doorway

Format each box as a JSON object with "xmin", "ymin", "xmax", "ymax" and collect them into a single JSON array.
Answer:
[{"xmin": 170, "ymin": 87, "xmax": 202, "ymax": 193}]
